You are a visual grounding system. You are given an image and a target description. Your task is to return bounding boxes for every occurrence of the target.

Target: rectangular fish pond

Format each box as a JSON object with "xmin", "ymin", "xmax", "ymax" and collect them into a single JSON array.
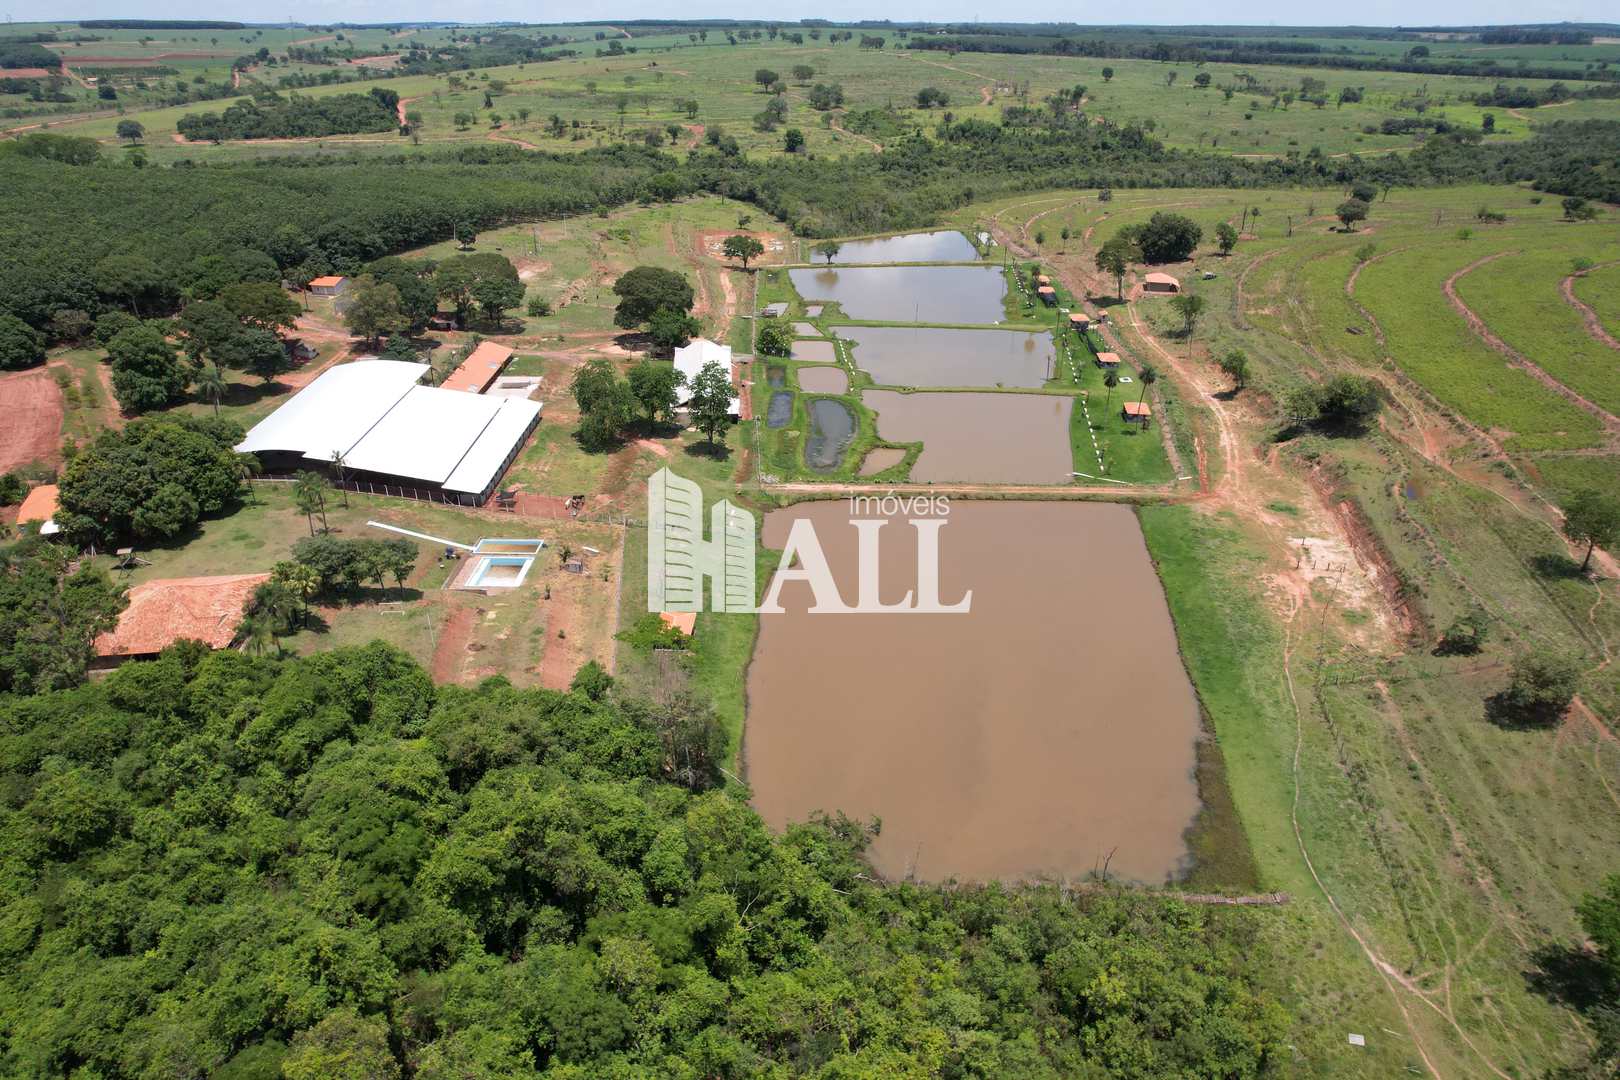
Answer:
[
  {"xmin": 841, "ymin": 325, "xmax": 1055, "ymax": 389},
  {"xmin": 820, "ymin": 229, "xmax": 981, "ymax": 264},
  {"xmin": 788, "ymin": 265, "xmax": 1008, "ymax": 324},
  {"xmin": 862, "ymin": 390, "xmax": 1074, "ymax": 484},
  {"xmin": 746, "ymin": 501, "xmax": 1203, "ymax": 883}
]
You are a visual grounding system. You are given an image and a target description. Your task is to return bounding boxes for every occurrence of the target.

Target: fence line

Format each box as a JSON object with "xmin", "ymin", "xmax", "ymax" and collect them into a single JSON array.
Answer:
[{"xmin": 246, "ymin": 476, "xmax": 645, "ymax": 528}]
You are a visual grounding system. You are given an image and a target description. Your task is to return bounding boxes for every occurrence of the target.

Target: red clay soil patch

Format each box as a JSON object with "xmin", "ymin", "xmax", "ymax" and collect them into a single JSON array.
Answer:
[
  {"xmin": 534, "ymin": 586, "xmax": 579, "ymax": 689},
  {"xmin": 0, "ymin": 367, "xmax": 64, "ymax": 473},
  {"xmin": 430, "ymin": 602, "xmax": 477, "ymax": 683},
  {"xmin": 696, "ymin": 229, "xmax": 787, "ymax": 264}
]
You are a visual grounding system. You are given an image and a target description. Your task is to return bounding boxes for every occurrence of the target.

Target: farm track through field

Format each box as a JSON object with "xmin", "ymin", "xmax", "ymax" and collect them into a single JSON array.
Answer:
[
  {"xmin": 1562, "ymin": 261, "xmax": 1620, "ymax": 351},
  {"xmin": 1444, "ymin": 253, "xmax": 1620, "ymax": 439}
]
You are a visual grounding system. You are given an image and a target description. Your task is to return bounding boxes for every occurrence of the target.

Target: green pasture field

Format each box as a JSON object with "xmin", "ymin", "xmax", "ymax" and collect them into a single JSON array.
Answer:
[
  {"xmin": 1452, "ymin": 233, "xmax": 1620, "ymax": 417},
  {"xmin": 23, "ymin": 30, "xmax": 1620, "ymax": 162},
  {"xmin": 1573, "ymin": 262, "xmax": 1620, "ymax": 339}
]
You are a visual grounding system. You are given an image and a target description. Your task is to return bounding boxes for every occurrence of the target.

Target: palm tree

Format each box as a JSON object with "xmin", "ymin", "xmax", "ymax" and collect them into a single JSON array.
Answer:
[
  {"xmin": 196, "ymin": 363, "xmax": 228, "ymax": 415},
  {"xmin": 238, "ymin": 612, "xmax": 277, "ymax": 657},
  {"xmin": 293, "ymin": 471, "xmax": 330, "ymax": 535},
  {"xmin": 329, "ymin": 450, "xmax": 350, "ymax": 508},
  {"xmin": 1136, "ymin": 364, "xmax": 1159, "ymax": 411},
  {"xmin": 1101, "ymin": 369, "xmax": 1119, "ymax": 414},
  {"xmin": 234, "ymin": 452, "xmax": 262, "ymax": 505}
]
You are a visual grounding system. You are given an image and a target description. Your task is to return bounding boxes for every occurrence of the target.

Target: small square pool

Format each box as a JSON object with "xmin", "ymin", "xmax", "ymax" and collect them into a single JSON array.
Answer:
[{"xmin": 466, "ymin": 555, "xmax": 534, "ymax": 588}]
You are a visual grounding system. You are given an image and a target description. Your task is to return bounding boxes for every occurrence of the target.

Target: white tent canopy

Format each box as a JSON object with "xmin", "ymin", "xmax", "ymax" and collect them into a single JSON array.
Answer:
[{"xmin": 673, "ymin": 338, "xmax": 740, "ymax": 416}]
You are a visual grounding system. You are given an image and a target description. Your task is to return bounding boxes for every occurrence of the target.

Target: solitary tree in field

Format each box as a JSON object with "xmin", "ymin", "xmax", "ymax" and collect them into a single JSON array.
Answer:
[
  {"xmin": 722, "ymin": 234, "xmax": 765, "ymax": 270},
  {"xmin": 1336, "ymin": 199, "xmax": 1370, "ymax": 231},
  {"xmin": 1563, "ymin": 488, "xmax": 1620, "ymax": 573},
  {"xmin": 116, "ymin": 120, "xmax": 145, "ymax": 143},
  {"xmin": 1095, "ymin": 237, "xmax": 1132, "ymax": 302},
  {"xmin": 455, "ymin": 222, "xmax": 476, "ymax": 249},
  {"xmin": 688, "ymin": 360, "xmax": 734, "ymax": 449},
  {"xmin": 1170, "ymin": 292, "xmax": 1206, "ymax": 349},
  {"xmin": 1215, "ymin": 221, "xmax": 1239, "ymax": 256},
  {"xmin": 1219, "ymin": 348, "xmax": 1249, "ymax": 391},
  {"xmin": 814, "ymin": 240, "xmax": 841, "ymax": 265},
  {"xmin": 1101, "ymin": 66, "xmax": 1114, "ymax": 82}
]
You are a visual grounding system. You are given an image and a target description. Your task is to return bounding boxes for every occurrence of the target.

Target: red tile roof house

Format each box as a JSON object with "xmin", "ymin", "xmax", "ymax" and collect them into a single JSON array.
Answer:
[
  {"xmin": 308, "ymin": 275, "xmax": 349, "ymax": 297},
  {"xmin": 1036, "ymin": 285, "xmax": 1057, "ymax": 306},
  {"xmin": 15, "ymin": 484, "xmax": 61, "ymax": 535},
  {"xmin": 93, "ymin": 573, "xmax": 270, "ymax": 668},
  {"xmin": 1122, "ymin": 400, "xmax": 1153, "ymax": 425},
  {"xmin": 1094, "ymin": 351, "xmax": 1121, "ymax": 369},
  {"xmin": 441, "ymin": 341, "xmax": 515, "ymax": 394}
]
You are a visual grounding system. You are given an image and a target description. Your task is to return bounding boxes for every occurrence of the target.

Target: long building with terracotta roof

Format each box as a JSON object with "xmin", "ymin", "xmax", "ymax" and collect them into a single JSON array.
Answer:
[
  {"xmin": 94, "ymin": 574, "xmax": 270, "ymax": 665},
  {"xmin": 441, "ymin": 341, "xmax": 514, "ymax": 394}
]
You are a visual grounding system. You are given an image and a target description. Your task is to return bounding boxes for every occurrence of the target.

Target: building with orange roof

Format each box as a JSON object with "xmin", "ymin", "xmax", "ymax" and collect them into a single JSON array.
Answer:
[
  {"xmin": 659, "ymin": 611, "xmax": 697, "ymax": 636},
  {"xmin": 1035, "ymin": 285, "xmax": 1056, "ymax": 306},
  {"xmin": 1122, "ymin": 400, "xmax": 1152, "ymax": 424},
  {"xmin": 441, "ymin": 341, "xmax": 515, "ymax": 394},
  {"xmin": 308, "ymin": 275, "xmax": 348, "ymax": 297},
  {"xmin": 1142, "ymin": 272, "xmax": 1181, "ymax": 294},
  {"xmin": 1068, "ymin": 312, "xmax": 1092, "ymax": 329},
  {"xmin": 1094, "ymin": 351, "xmax": 1120, "ymax": 369},
  {"xmin": 15, "ymin": 484, "xmax": 60, "ymax": 536},
  {"xmin": 93, "ymin": 573, "xmax": 270, "ymax": 665}
]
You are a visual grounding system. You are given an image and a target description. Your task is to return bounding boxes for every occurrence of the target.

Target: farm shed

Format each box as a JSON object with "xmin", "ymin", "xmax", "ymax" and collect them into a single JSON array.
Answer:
[
  {"xmin": 1068, "ymin": 312, "xmax": 1092, "ymax": 330},
  {"xmin": 93, "ymin": 573, "xmax": 271, "ymax": 666},
  {"xmin": 15, "ymin": 484, "xmax": 60, "ymax": 535},
  {"xmin": 237, "ymin": 360, "xmax": 542, "ymax": 505},
  {"xmin": 674, "ymin": 338, "xmax": 741, "ymax": 417},
  {"xmin": 1095, "ymin": 352, "xmax": 1121, "ymax": 369},
  {"xmin": 1122, "ymin": 400, "xmax": 1152, "ymax": 424},
  {"xmin": 441, "ymin": 341, "xmax": 515, "ymax": 394},
  {"xmin": 308, "ymin": 275, "xmax": 349, "ymax": 297},
  {"xmin": 1142, "ymin": 273, "xmax": 1181, "ymax": 294},
  {"xmin": 1036, "ymin": 286, "xmax": 1057, "ymax": 305}
]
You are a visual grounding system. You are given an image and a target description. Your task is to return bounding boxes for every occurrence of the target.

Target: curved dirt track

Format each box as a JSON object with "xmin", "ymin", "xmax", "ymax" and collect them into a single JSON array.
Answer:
[
  {"xmin": 1444, "ymin": 253, "xmax": 1620, "ymax": 436},
  {"xmin": 1562, "ymin": 261, "xmax": 1620, "ymax": 351}
]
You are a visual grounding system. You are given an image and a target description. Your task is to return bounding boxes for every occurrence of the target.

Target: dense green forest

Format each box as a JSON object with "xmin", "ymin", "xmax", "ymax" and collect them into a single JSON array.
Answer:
[
  {"xmin": 1, "ymin": 119, "xmax": 1616, "ymax": 336},
  {"xmin": 175, "ymin": 89, "xmax": 401, "ymax": 143},
  {"xmin": 0, "ymin": 642, "xmax": 1288, "ymax": 1077}
]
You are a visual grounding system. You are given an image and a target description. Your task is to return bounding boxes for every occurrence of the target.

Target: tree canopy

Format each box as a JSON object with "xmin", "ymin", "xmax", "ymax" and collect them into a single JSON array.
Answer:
[{"xmin": 0, "ymin": 642, "xmax": 1289, "ymax": 1077}]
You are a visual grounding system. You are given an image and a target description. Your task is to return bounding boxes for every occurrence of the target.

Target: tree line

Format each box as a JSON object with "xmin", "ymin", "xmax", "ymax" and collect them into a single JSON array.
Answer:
[{"xmin": 0, "ymin": 640, "xmax": 1289, "ymax": 1076}]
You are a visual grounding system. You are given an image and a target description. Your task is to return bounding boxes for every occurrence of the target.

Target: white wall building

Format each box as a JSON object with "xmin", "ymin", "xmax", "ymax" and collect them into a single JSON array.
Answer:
[
  {"xmin": 673, "ymin": 338, "xmax": 740, "ymax": 417},
  {"xmin": 237, "ymin": 360, "xmax": 542, "ymax": 505}
]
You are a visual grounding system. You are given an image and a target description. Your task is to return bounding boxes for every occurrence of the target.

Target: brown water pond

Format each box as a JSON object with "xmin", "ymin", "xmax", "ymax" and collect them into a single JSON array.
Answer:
[
  {"xmin": 862, "ymin": 390, "xmax": 1073, "ymax": 484},
  {"xmin": 789, "ymin": 266, "xmax": 1007, "ymax": 324},
  {"xmin": 825, "ymin": 230, "xmax": 980, "ymax": 264},
  {"xmin": 791, "ymin": 340, "xmax": 838, "ymax": 363},
  {"xmin": 797, "ymin": 367, "xmax": 849, "ymax": 394},
  {"xmin": 858, "ymin": 447, "xmax": 908, "ymax": 476},
  {"xmin": 746, "ymin": 501, "xmax": 1202, "ymax": 883},
  {"xmin": 843, "ymin": 325, "xmax": 1054, "ymax": 388}
]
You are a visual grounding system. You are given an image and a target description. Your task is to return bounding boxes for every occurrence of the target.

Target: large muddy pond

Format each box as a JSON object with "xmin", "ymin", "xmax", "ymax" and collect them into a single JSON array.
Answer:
[
  {"xmin": 843, "ymin": 326, "xmax": 1054, "ymax": 388},
  {"xmin": 747, "ymin": 501, "xmax": 1202, "ymax": 883},
  {"xmin": 791, "ymin": 340, "xmax": 838, "ymax": 363},
  {"xmin": 862, "ymin": 390, "xmax": 1073, "ymax": 484},
  {"xmin": 789, "ymin": 266, "xmax": 1007, "ymax": 324},
  {"xmin": 823, "ymin": 230, "xmax": 980, "ymax": 264}
]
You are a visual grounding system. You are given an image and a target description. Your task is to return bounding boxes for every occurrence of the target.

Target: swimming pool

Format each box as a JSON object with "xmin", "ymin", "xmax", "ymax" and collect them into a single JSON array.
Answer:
[{"xmin": 466, "ymin": 555, "xmax": 534, "ymax": 588}]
